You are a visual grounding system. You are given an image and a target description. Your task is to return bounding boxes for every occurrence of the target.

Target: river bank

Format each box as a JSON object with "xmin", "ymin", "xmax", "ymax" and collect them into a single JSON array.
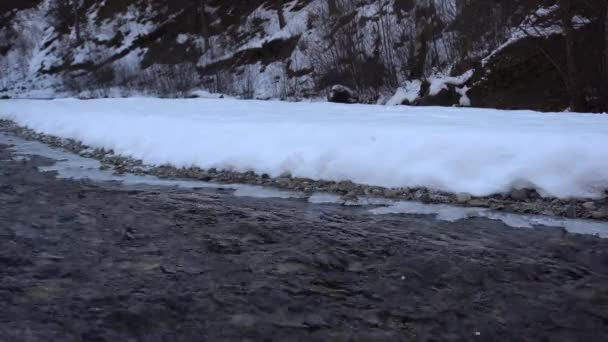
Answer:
[{"xmin": 1, "ymin": 139, "xmax": 607, "ymax": 341}]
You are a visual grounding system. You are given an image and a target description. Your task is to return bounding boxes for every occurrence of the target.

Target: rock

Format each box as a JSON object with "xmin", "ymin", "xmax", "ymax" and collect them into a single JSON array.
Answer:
[
  {"xmin": 510, "ymin": 189, "xmax": 529, "ymax": 201},
  {"xmin": 565, "ymin": 205, "xmax": 578, "ymax": 219},
  {"xmin": 468, "ymin": 35, "xmax": 570, "ymax": 112},
  {"xmin": 277, "ymin": 178, "xmax": 292, "ymax": 187},
  {"xmin": 456, "ymin": 192, "xmax": 472, "ymax": 204},
  {"xmin": 279, "ymin": 171, "xmax": 292, "ymax": 179},
  {"xmin": 468, "ymin": 199, "xmax": 489, "ymax": 207},
  {"xmin": 384, "ymin": 189, "xmax": 399, "ymax": 198},
  {"xmin": 327, "ymin": 85, "xmax": 358, "ymax": 104},
  {"xmin": 371, "ymin": 188, "xmax": 384, "ymax": 196},
  {"xmin": 341, "ymin": 191, "xmax": 359, "ymax": 203},
  {"xmin": 591, "ymin": 209, "xmax": 608, "ymax": 220},
  {"xmin": 582, "ymin": 202, "xmax": 596, "ymax": 210},
  {"xmin": 336, "ymin": 180, "xmax": 355, "ymax": 193},
  {"xmin": 414, "ymin": 82, "xmax": 460, "ymax": 107},
  {"xmin": 419, "ymin": 193, "xmax": 432, "ymax": 203}
]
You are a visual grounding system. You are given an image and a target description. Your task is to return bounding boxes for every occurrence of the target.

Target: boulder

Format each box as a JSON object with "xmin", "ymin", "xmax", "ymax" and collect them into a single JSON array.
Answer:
[
  {"xmin": 328, "ymin": 85, "xmax": 358, "ymax": 104},
  {"xmin": 414, "ymin": 82, "xmax": 460, "ymax": 107},
  {"xmin": 510, "ymin": 189, "xmax": 529, "ymax": 201},
  {"xmin": 456, "ymin": 192, "xmax": 472, "ymax": 204}
]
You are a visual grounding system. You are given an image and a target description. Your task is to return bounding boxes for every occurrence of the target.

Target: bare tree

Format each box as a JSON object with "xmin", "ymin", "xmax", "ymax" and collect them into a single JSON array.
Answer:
[
  {"xmin": 558, "ymin": 0, "xmax": 586, "ymax": 112},
  {"xmin": 73, "ymin": 0, "xmax": 81, "ymax": 44},
  {"xmin": 602, "ymin": 1, "xmax": 608, "ymax": 111},
  {"xmin": 409, "ymin": 0, "xmax": 435, "ymax": 79}
]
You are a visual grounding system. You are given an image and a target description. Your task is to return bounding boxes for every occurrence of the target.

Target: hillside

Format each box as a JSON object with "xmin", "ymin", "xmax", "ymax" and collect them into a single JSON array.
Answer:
[{"xmin": 1, "ymin": 0, "xmax": 606, "ymax": 112}]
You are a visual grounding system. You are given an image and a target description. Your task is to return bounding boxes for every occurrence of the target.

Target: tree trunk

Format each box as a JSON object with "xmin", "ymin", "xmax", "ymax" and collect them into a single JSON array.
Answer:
[
  {"xmin": 276, "ymin": 0, "xmax": 286, "ymax": 29},
  {"xmin": 199, "ymin": 6, "xmax": 210, "ymax": 51},
  {"xmin": 328, "ymin": 0, "xmax": 338, "ymax": 15},
  {"xmin": 602, "ymin": 1, "xmax": 608, "ymax": 111},
  {"xmin": 409, "ymin": 0, "xmax": 434, "ymax": 79},
  {"xmin": 558, "ymin": 0, "xmax": 586, "ymax": 112},
  {"xmin": 73, "ymin": 0, "xmax": 81, "ymax": 44}
]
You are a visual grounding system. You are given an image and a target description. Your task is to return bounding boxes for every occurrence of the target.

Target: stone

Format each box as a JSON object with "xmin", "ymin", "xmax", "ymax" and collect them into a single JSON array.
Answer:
[
  {"xmin": 510, "ymin": 189, "xmax": 529, "ymax": 201},
  {"xmin": 582, "ymin": 202, "xmax": 596, "ymax": 210},
  {"xmin": 341, "ymin": 190, "xmax": 359, "ymax": 202},
  {"xmin": 371, "ymin": 188, "xmax": 384, "ymax": 196},
  {"xmin": 419, "ymin": 193, "xmax": 432, "ymax": 203},
  {"xmin": 565, "ymin": 205, "xmax": 578, "ymax": 219},
  {"xmin": 468, "ymin": 199, "xmax": 489, "ymax": 207},
  {"xmin": 337, "ymin": 180, "xmax": 355, "ymax": 192},
  {"xmin": 384, "ymin": 189, "xmax": 399, "ymax": 198},
  {"xmin": 591, "ymin": 209, "xmax": 608, "ymax": 220},
  {"xmin": 327, "ymin": 85, "xmax": 358, "ymax": 104},
  {"xmin": 456, "ymin": 193, "xmax": 472, "ymax": 204},
  {"xmin": 414, "ymin": 82, "xmax": 460, "ymax": 107}
]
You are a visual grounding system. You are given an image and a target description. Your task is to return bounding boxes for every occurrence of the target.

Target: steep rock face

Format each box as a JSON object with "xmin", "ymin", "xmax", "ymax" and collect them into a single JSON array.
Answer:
[
  {"xmin": 468, "ymin": 35, "xmax": 569, "ymax": 112},
  {"xmin": 468, "ymin": 5, "xmax": 606, "ymax": 112},
  {"xmin": 0, "ymin": 0, "xmax": 604, "ymax": 111}
]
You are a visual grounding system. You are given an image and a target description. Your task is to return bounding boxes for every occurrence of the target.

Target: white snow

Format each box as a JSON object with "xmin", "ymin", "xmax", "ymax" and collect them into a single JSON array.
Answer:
[
  {"xmin": 455, "ymin": 86, "xmax": 471, "ymax": 107},
  {"xmin": 1, "ymin": 98, "xmax": 608, "ymax": 199},
  {"xmin": 387, "ymin": 80, "xmax": 422, "ymax": 105},
  {"xmin": 188, "ymin": 89, "xmax": 231, "ymax": 99},
  {"xmin": 176, "ymin": 34, "xmax": 189, "ymax": 44},
  {"xmin": 572, "ymin": 16, "xmax": 592, "ymax": 27},
  {"xmin": 428, "ymin": 70, "xmax": 474, "ymax": 96}
]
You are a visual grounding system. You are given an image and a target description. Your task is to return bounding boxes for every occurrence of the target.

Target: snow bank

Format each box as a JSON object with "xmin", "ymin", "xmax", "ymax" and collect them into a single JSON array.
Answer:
[
  {"xmin": 1, "ymin": 98, "xmax": 608, "ymax": 198},
  {"xmin": 387, "ymin": 80, "xmax": 422, "ymax": 105}
]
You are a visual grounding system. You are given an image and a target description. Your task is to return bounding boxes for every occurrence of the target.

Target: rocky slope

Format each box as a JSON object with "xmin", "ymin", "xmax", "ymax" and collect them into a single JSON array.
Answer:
[{"xmin": 0, "ymin": 0, "xmax": 605, "ymax": 111}]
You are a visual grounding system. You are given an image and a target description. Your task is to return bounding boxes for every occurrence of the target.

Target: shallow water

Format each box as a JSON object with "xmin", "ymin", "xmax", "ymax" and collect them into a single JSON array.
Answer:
[
  {"xmin": 1, "ymin": 131, "xmax": 607, "ymax": 237},
  {"xmin": 0, "ymin": 132, "xmax": 303, "ymax": 198}
]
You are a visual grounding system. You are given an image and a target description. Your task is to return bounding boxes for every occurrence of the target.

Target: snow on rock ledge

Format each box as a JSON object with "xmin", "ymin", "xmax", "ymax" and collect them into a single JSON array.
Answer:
[{"xmin": 1, "ymin": 98, "xmax": 607, "ymax": 199}]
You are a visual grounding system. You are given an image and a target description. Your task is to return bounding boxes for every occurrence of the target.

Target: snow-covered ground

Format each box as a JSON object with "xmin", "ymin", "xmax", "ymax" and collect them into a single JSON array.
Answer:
[{"xmin": 1, "ymin": 98, "xmax": 607, "ymax": 199}]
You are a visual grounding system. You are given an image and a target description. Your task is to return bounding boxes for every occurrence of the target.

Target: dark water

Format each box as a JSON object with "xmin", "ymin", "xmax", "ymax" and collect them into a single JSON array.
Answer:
[{"xmin": 1, "ymin": 137, "xmax": 608, "ymax": 341}]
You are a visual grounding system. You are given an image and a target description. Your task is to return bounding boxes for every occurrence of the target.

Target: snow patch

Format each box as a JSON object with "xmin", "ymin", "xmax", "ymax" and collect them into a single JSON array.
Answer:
[
  {"xmin": 387, "ymin": 80, "xmax": 422, "ymax": 105},
  {"xmin": 1, "ymin": 98, "xmax": 608, "ymax": 199},
  {"xmin": 176, "ymin": 34, "xmax": 189, "ymax": 44},
  {"xmin": 456, "ymin": 86, "xmax": 471, "ymax": 107},
  {"xmin": 428, "ymin": 70, "xmax": 474, "ymax": 96}
]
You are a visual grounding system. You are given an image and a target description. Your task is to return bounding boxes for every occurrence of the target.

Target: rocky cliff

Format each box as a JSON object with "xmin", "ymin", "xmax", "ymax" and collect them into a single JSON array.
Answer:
[{"xmin": 1, "ymin": 0, "xmax": 605, "ymax": 111}]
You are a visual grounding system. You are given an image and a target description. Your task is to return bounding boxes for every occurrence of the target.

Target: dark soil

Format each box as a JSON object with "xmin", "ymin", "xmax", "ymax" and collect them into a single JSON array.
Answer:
[{"xmin": 1, "ymin": 143, "xmax": 608, "ymax": 341}]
